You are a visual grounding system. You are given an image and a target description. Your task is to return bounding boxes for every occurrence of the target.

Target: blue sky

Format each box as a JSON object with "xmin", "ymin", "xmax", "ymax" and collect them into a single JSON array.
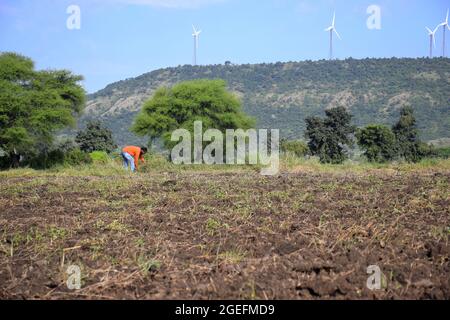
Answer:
[{"xmin": 0, "ymin": 0, "xmax": 449, "ymax": 93}]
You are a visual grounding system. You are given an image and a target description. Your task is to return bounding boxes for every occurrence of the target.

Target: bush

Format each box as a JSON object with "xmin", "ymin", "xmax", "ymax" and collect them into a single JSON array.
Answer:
[
  {"xmin": 27, "ymin": 150, "xmax": 65, "ymax": 169},
  {"xmin": 24, "ymin": 147, "xmax": 92, "ymax": 169},
  {"xmin": 417, "ymin": 142, "xmax": 437, "ymax": 159},
  {"xmin": 56, "ymin": 138, "xmax": 79, "ymax": 153},
  {"xmin": 64, "ymin": 149, "xmax": 93, "ymax": 166},
  {"xmin": 0, "ymin": 155, "xmax": 11, "ymax": 170},
  {"xmin": 435, "ymin": 146, "xmax": 450, "ymax": 159},
  {"xmin": 90, "ymin": 151, "xmax": 109, "ymax": 164},
  {"xmin": 280, "ymin": 139, "xmax": 309, "ymax": 157}
]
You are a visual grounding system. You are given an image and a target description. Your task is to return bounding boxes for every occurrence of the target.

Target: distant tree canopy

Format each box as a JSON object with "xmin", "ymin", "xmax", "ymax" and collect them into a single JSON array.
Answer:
[
  {"xmin": 356, "ymin": 125, "xmax": 396, "ymax": 163},
  {"xmin": 75, "ymin": 121, "xmax": 117, "ymax": 153},
  {"xmin": 305, "ymin": 107, "xmax": 355, "ymax": 164},
  {"xmin": 0, "ymin": 52, "xmax": 85, "ymax": 167},
  {"xmin": 132, "ymin": 79, "xmax": 255, "ymax": 148}
]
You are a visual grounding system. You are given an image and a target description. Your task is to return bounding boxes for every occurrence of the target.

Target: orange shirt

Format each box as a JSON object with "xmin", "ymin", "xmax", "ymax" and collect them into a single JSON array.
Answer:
[{"xmin": 122, "ymin": 146, "xmax": 145, "ymax": 168}]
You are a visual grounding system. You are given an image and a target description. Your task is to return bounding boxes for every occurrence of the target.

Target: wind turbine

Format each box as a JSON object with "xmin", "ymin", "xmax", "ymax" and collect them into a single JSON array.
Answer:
[
  {"xmin": 426, "ymin": 26, "xmax": 438, "ymax": 58},
  {"xmin": 192, "ymin": 25, "xmax": 202, "ymax": 65},
  {"xmin": 325, "ymin": 12, "xmax": 341, "ymax": 60},
  {"xmin": 439, "ymin": 9, "xmax": 449, "ymax": 57}
]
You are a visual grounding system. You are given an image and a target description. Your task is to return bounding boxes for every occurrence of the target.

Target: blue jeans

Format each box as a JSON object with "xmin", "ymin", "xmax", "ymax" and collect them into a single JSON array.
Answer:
[{"xmin": 121, "ymin": 152, "xmax": 135, "ymax": 172}]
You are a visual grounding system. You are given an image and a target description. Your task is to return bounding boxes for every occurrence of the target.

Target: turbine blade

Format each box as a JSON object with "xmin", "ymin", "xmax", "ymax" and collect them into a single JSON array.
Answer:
[
  {"xmin": 332, "ymin": 12, "xmax": 335, "ymax": 27},
  {"xmin": 334, "ymin": 28, "xmax": 341, "ymax": 40},
  {"xmin": 325, "ymin": 26, "xmax": 333, "ymax": 32},
  {"xmin": 446, "ymin": 9, "xmax": 449, "ymax": 23},
  {"xmin": 192, "ymin": 25, "xmax": 197, "ymax": 33},
  {"xmin": 426, "ymin": 27, "xmax": 433, "ymax": 34}
]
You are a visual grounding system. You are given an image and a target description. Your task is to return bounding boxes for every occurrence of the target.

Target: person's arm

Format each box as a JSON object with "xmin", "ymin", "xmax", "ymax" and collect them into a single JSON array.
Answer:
[
  {"xmin": 140, "ymin": 154, "xmax": 145, "ymax": 164},
  {"xmin": 134, "ymin": 152, "xmax": 140, "ymax": 170}
]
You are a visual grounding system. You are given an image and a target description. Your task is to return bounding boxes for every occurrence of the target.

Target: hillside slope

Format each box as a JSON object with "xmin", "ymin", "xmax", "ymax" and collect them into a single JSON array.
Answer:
[{"xmin": 81, "ymin": 58, "xmax": 450, "ymax": 147}]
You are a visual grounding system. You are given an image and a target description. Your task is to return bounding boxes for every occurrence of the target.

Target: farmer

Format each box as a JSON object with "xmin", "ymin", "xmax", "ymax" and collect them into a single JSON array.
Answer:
[{"xmin": 121, "ymin": 146, "xmax": 148, "ymax": 172}]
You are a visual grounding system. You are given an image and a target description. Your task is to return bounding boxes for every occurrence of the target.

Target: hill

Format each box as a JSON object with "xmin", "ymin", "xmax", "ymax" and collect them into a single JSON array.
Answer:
[{"xmin": 79, "ymin": 58, "xmax": 450, "ymax": 147}]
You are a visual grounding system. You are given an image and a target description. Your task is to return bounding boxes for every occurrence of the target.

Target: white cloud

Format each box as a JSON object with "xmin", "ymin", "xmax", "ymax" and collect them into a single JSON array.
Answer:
[{"xmin": 104, "ymin": 0, "xmax": 227, "ymax": 9}]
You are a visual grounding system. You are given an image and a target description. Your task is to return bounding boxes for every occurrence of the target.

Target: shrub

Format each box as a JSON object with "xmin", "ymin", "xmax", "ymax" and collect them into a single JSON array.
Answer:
[
  {"xmin": 90, "ymin": 151, "xmax": 109, "ymax": 164},
  {"xmin": 280, "ymin": 139, "xmax": 309, "ymax": 157},
  {"xmin": 27, "ymin": 150, "xmax": 65, "ymax": 169},
  {"xmin": 417, "ymin": 143, "xmax": 437, "ymax": 159},
  {"xmin": 64, "ymin": 149, "xmax": 93, "ymax": 166},
  {"xmin": 56, "ymin": 138, "xmax": 79, "ymax": 153},
  {"xmin": 435, "ymin": 146, "xmax": 450, "ymax": 159}
]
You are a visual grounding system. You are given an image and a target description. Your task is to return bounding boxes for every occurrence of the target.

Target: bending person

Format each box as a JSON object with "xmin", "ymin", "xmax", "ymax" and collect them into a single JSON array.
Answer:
[{"xmin": 121, "ymin": 146, "xmax": 147, "ymax": 172}]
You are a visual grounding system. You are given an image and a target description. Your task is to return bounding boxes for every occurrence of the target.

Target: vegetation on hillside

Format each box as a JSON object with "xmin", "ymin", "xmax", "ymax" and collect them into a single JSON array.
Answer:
[{"xmin": 82, "ymin": 58, "xmax": 450, "ymax": 146}]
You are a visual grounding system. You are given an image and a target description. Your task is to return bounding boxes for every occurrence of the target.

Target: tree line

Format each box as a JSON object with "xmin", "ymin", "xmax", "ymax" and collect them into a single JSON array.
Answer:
[
  {"xmin": 302, "ymin": 105, "xmax": 437, "ymax": 164},
  {"xmin": 0, "ymin": 52, "xmax": 448, "ymax": 169}
]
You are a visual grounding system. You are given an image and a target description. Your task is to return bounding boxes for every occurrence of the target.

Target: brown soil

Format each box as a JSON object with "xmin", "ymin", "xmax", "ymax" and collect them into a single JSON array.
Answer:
[{"xmin": 0, "ymin": 170, "xmax": 449, "ymax": 299}]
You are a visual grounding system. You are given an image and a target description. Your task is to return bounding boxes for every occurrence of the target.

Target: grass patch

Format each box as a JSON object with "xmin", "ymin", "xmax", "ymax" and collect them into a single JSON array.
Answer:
[{"xmin": 219, "ymin": 249, "xmax": 246, "ymax": 264}]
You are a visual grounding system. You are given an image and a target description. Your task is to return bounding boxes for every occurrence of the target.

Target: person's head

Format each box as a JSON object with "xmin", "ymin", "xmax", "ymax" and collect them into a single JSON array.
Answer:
[{"xmin": 140, "ymin": 147, "xmax": 148, "ymax": 156}]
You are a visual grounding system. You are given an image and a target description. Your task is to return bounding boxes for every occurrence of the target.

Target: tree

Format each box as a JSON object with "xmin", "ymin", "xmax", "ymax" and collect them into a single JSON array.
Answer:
[
  {"xmin": 356, "ymin": 125, "xmax": 396, "ymax": 162},
  {"xmin": 305, "ymin": 107, "xmax": 355, "ymax": 164},
  {"xmin": 0, "ymin": 52, "xmax": 85, "ymax": 167},
  {"xmin": 392, "ymin": 106, "xmax": 422, "ymax": 162},
  {"xmin": 75, "ymin": 121, "xmax": 117, "ymax": 153},
  {"xmin": 132, "ymin": 79, "xmax": 255, "ymax": 148}
]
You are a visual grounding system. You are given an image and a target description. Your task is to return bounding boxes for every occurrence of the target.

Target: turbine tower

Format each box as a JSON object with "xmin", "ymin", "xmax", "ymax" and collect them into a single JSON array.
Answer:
[
  {"xmin": 192, "ymin": 25, "xmax": 202, "ymax": 66},
  {"xmin": 325, "ymin": 12, "xmax": 341, "ymax": 60},
  {"xmin": 426, "ymin": 26, "xmax": 438, "ymax": 58},
  {"xmin": 439, "ymin": 9, "xmax": 449, "ymax": 57}
]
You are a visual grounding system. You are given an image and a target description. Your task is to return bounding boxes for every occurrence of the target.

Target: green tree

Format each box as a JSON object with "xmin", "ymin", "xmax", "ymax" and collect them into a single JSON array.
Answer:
[
  {"xmin": 0, "ymin": 52, "xmax": 85, "ymax": 167},
  {"xmin": 392, "ymin": 106, "xmax": 422, "ymax": 163},
  {"xmin": 75, "ymin": 121, "xmax": 117, "ymax": 153},
  {"xmin": 305, "ymin": 107, "xmax": 355, "ymax": 164},
  {"xmin": 132, "ymin": 79, "xmax": 255, "ymax": 148},
  {"xmin": 356, "ymin": 125, "xmax": 396, "ymax": 162}
]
